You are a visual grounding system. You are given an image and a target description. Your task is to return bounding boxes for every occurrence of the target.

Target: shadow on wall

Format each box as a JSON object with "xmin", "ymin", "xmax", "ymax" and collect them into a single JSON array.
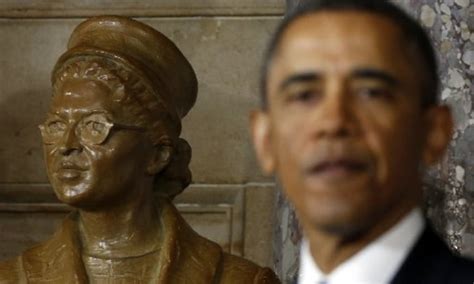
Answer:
[
  {"xmin": 423, "ymin": 175, "xmax": 449, "ymax": 243},
  {"xmin": 424, "ymin": 171, "xmax": 474, "ymax": 258},
  {"xmin": 0, "ymin": 88, "xmax": 50, "ymax": 184}
]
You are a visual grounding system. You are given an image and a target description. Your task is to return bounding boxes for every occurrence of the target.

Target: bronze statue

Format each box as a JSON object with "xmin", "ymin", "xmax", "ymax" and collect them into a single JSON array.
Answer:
[{"xmin": 0, "ymin": 16, "xmax": 279, "ymax": 283}]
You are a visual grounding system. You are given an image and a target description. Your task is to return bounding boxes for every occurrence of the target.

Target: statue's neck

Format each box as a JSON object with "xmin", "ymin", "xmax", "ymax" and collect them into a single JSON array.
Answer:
[{"xmin": 78, "ymin": 188, "xmax": 161, "ymax": 259}]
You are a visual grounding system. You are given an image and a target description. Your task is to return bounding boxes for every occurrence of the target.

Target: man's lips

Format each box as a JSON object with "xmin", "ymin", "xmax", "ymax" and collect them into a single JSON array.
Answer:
[
  {"xmin": 311, "ymin": 159, "xmax": 367, "ymax": 172},
  {"xmin": 305, "ymin": 158, "xmax": 368, "ymax": 177}
]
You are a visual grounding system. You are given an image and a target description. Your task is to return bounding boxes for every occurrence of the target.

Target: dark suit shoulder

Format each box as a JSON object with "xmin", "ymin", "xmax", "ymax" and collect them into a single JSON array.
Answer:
[
  {"xmin": 391, "ymin": 226, "xmax": 474, "ymax": 284},
  {"xmin": 218, "ymin": 253, "xmax": 281, "ymax": 284},
  {"xmin": 445, "ymin": 253, "xmax": 474, "ymax": 283}
]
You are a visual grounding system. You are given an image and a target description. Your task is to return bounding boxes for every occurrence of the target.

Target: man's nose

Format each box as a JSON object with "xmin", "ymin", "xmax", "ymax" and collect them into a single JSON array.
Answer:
[
  {"xmin": 58, "ymin": 127, "xmax": 82, "ymax": 155},
  {"xmin": 311, "ymin": 83, "xmax": 357, "ymax": 139}
]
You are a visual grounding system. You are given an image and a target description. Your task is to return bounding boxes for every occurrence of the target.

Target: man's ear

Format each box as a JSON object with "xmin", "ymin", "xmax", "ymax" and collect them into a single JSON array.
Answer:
[
  {"xmin": 146, "ymin": 138, "xmax": 173, "ymax": 175},
  {"xmin": 250, "ymin": 110, "xmax": 275, "ymax": 175},
  {"xmin": 422, "ymin": 105, "xmax": 453, "ymax": 165}
]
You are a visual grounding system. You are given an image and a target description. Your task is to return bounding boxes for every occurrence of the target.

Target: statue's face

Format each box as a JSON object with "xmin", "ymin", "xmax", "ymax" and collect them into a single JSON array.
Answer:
[{"xmin": 41, "ymin": 78, "xmax": 154, "ymax": 208}]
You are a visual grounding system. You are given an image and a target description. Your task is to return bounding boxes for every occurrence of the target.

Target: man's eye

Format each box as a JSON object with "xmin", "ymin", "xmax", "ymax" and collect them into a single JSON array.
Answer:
[
  {"xmin": 288, "ymin": 90, "xmax": 321, "ymax": 104},
  {"xmin": 356, "ymin": 87, "xmax": 393, "ymax": 100}
]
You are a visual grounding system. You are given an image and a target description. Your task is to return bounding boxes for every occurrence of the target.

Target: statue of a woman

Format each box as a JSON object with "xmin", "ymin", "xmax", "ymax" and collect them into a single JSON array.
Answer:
[{"xmin": 0, "ymin": 16, "xmax": 279, "ymax": 283}]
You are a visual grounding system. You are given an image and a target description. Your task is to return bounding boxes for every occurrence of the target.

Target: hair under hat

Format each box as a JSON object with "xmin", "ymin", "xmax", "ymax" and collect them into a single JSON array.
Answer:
[{"xmin": 52, "ymin": 15, "xmax": 197, "ymax": 120}]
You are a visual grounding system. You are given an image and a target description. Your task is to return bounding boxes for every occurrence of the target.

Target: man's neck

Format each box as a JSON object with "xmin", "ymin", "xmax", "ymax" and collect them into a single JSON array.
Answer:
[
  {"xmin": 304, "ymin": 201, "xmax": 418, "ymax": 274},
  {"xmin": 78, "ymin": 186, "xmax": 161, "ymax": 259}
]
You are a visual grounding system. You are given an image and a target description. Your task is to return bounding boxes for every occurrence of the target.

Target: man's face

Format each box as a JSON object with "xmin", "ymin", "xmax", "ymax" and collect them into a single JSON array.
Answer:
[
  {"xmin": 42, "ymin": 78, "xmax": 153, "ymax": 209},
  {"xmin": 252, "ymin": 12, "xmax": 451, "ymax": 235}
]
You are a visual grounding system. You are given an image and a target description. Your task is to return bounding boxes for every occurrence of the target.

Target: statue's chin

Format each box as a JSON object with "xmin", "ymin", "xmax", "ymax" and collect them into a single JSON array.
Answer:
[{"xmin": 51, "ymin": 181, "xmax": 95, "ymax": 208}]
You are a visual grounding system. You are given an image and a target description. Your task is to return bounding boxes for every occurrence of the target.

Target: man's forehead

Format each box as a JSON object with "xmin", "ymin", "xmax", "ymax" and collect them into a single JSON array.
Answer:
[
  {"xmin": 268, "ymin": 11, "xmax": 413, "ymax": 81},
  {"xmin": 277, "ymin": 11, "xmax": 405, "ymax": 56}
]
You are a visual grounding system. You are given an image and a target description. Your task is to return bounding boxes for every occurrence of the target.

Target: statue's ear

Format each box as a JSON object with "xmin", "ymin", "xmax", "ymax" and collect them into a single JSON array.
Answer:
[
  {"xmin": 111, "ymin": 84, "xmax": 126, "ymax": 102},
  {"xmin": 422, "ymin": 105, "xmax": 453, "ymax": 166},
  {"xmin": 146, "ymin": 138, "xmax": 172, "ymax": 175}
]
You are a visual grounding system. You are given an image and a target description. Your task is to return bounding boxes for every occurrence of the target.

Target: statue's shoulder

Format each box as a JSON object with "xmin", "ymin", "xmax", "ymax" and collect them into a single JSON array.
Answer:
[
  {"xmin": 0, "ymin": 222, "xmax": 68, "ymax": 283},
  {"xmin": 177, "ymin": 230, "xmax": 280, "ymax": 283},
  {"xmin": 0, "ymin": 235, "xmax": 66, "ymax": 284},
  {"xmin": 0, "ymin": 255, "xmax": 27, "ymax": 283},
  {"xmin": 162, "ymin": 199, "xmax": 280, "ymax": 283},
  {"xmin": 169, "ymin": 209, "xmax": 280, "ymax": 283},
  {"xmin": 217, "ymin": 253, "xmax": 280, "ymax": 283},
  {"xmin": 0, "ymin": 215, "xmax": 86, "ymax": 283}
]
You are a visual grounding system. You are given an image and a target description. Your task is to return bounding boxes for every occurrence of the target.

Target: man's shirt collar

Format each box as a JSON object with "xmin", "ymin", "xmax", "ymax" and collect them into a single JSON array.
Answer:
[{"xmin": 298, "ymin": 208, "xmax": 425, "ymax": 284}]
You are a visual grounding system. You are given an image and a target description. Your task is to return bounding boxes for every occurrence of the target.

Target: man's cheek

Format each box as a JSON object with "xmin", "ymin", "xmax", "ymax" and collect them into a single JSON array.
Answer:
[
  {"xmin": 275, "ymin": 137, "xmax": 300, "ymax": 173},
  {"xmin": 278, "ymin": 126, "xmax": 306, "ymax": 156},
  {"xmin": 362, "ymin": 130, "xmax": 388, "ymax": 186}
]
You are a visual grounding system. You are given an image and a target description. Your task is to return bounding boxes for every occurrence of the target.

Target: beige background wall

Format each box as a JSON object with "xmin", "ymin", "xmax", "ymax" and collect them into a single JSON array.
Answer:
[{"xmin": 0, "ymin": 1, "xmax": 285, "ymax": 269}]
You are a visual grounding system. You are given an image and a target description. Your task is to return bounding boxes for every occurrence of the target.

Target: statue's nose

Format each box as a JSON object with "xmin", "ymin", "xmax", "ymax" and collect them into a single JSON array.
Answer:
[{"xmin": 58, "ymin": 127, "xmax": 83, "ymax": 155}]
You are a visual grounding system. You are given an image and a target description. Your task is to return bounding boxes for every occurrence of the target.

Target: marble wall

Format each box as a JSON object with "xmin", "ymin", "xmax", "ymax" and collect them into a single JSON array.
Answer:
[
  {"xmin": 412, "ymin": 0, "xmax": 474, "ymax": 257},
  {"xmin": 275, "ymin": 0, "xmax": 474, "ymax": 282}
]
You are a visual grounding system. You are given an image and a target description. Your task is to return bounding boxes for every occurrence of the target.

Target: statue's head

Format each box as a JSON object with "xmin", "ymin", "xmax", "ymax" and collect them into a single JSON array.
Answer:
[{"xmin": 40, "ymin": 16, "xmax": 197, "ymax": 209}]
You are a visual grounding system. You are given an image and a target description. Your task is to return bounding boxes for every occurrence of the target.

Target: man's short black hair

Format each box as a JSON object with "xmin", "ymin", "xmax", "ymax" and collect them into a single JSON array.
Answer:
[{"xmin": 260, "ymin": 0, "xmax": 438, "ymax": 109}]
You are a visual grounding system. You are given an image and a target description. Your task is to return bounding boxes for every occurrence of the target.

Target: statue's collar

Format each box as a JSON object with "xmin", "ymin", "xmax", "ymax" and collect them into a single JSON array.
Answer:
[{"xmin": 21, "ymin": 198, "xmax": 222, "ymax": 283}]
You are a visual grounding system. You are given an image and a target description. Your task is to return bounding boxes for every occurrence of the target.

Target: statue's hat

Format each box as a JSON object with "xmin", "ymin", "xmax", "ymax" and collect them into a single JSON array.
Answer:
[{"xmin": 52, "ymin": 15, "xmax": 197, "ymax": 119}]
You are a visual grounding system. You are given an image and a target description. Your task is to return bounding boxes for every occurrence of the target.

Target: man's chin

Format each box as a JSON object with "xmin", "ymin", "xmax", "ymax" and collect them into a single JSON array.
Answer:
[
  {"xmin": 302, "ymin": 205, "xmax": 375, "ymax": 238},
  {"xmin": 302, "ymin": 171, "xmax": 372, "ymax": 195},
  {"xmin": 312, "ymin": 219, "xmax": 370, "ymax": 239}
]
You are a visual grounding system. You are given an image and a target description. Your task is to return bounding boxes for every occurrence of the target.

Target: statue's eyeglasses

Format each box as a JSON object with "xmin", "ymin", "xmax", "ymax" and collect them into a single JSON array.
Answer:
[{"xmin": 39, "ymin": 112, "xmax": 145, "ymax": 146}]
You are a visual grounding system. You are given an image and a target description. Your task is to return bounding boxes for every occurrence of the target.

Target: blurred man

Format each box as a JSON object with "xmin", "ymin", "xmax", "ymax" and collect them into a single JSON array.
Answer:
[{"xmin": 251, "ymin": 0, "xmax": 474, "ymax": 283}]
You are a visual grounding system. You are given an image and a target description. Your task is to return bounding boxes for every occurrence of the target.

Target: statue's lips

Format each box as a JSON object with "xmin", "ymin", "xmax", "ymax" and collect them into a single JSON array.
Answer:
[
  {"xmin": 55, "ymin": 168, "xmax": 85, "ymax": 180},
  {"xmin": 55, "ymin": 162, "xmax": 87, "ymax": 181}
]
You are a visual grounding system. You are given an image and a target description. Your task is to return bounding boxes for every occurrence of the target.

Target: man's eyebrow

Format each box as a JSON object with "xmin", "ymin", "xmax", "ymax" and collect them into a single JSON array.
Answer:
[
  {"xmin": 351, "ymin": 68, "xmax": 399, "ymax": 86},
  {"xmin": 279, "ymin": 72, "xmax": 322, "ymax": 91}
]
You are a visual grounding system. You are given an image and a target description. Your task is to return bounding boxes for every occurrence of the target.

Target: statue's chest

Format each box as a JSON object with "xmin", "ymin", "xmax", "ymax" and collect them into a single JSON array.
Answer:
[{"xmin": 83, "ymin": 251, "xmax": 162, "ymax": 284}]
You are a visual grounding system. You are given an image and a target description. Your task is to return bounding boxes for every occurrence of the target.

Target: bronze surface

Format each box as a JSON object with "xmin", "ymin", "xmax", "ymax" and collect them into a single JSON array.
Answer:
[{"xmin": 0, "ymin": 15, "xmax": 279, "ymax": 283}]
